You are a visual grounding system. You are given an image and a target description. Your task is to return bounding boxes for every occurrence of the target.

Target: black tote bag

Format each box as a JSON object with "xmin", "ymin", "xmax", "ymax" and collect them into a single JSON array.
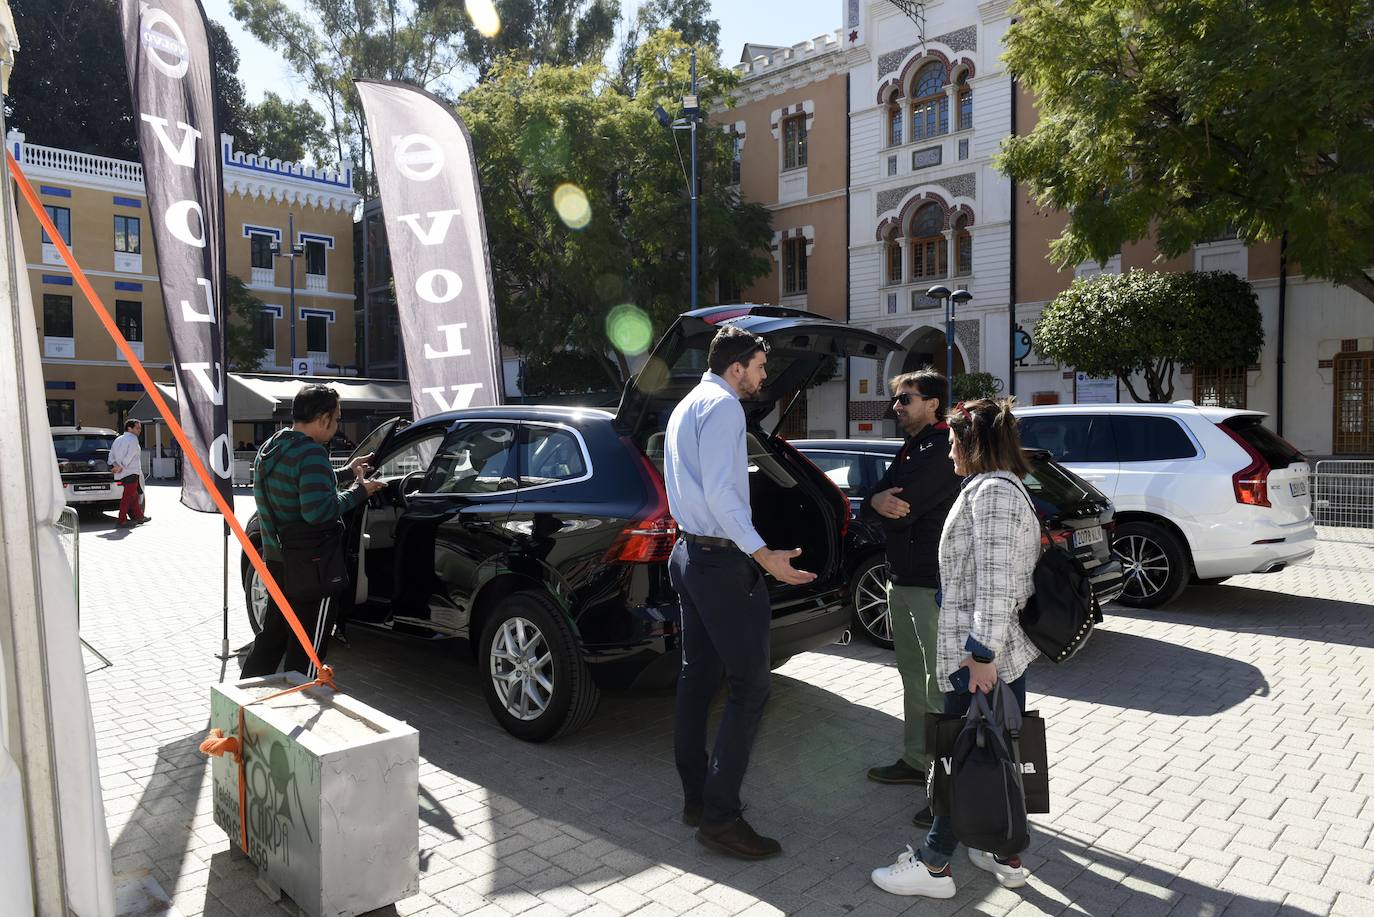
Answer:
[{"xmin": 926, "ymin": 702, "xmax": 1049, "ymax": 816}]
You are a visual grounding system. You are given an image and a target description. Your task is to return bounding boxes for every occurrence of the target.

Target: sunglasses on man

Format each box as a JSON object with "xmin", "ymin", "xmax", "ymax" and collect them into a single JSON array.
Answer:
[{"xmin": 892, "ymin": 392, "xmax": 934, "ymax": 406}]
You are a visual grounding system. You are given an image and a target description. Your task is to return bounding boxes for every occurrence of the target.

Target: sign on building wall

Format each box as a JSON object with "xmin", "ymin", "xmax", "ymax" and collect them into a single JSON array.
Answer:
[{"xmin": 1074, "ymin": 372, "xmax": 1118, "ymax": 404}]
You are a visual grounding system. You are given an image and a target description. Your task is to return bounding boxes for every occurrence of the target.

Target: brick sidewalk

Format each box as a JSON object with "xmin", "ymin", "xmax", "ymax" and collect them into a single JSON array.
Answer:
[{"xmin": 75, "ymin": 483, "xmax": 1374, "ymax": 916}]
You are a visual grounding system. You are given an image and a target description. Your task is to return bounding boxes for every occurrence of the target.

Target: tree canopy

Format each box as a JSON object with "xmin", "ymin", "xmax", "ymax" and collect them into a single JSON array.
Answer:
[
  {"xmin": 999, "ymin": 0, "xmax": 1374, "ymax": 306},
  {"xmin": 459, "ymin": 0, "xmax": 621, "ymax": 82},
  {"xmin": 225, "ymin": 275, "xmax": 269, "ymax": 373},
  {"xmin": 1034, "ymin": 270, "xmax": 1264, "ymax": 402},
  {"xmin": 458, "ymin": 31, "xmax": 772, "ymax": 385}
]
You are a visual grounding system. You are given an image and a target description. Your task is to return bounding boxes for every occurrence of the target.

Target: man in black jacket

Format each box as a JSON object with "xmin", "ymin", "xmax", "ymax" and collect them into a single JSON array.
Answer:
[{"xmin": 861, "ymin": 370, "xmax": 962, "ymax": 824}]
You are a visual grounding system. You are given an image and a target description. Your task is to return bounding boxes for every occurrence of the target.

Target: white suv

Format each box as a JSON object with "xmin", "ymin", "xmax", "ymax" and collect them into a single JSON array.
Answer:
[{"xmin": 1014, "ymin": 403, "xmax": 1314, "ymax": 608}]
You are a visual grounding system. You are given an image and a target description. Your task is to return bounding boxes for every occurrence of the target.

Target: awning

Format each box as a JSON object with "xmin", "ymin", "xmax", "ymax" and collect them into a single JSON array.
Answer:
[{"xmin": 127, "ymin": 373, "xmax": 413, "ymax": 423}]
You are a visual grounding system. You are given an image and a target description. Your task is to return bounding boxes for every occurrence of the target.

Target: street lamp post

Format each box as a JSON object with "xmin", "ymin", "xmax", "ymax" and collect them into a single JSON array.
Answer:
[
  {"xmin": 926, "ymin": 284, "xmax": 952, "ymax": 403},
  {"xmin": 655, "ymin": 47, "xmax": 702, "ymax": 309},
  {"xmin": 270, "ymin": 212, "xmax": 305, "ymax": 374}
]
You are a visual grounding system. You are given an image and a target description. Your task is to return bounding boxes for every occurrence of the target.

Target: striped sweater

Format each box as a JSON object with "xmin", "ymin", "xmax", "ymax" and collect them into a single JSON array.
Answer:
[{"xmin": 253, "ymin": 429, "xmax": 365, "ymax": 553}]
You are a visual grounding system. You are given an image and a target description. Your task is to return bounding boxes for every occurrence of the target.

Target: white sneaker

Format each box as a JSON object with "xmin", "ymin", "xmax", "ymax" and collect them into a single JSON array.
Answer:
[
  {"xmin": 871, "ymin": 845, "xmax": 956, "ymax": 898},
  {"xmin": 967, "ymin": 848, "xmax": 1029, "ymax": 888}
]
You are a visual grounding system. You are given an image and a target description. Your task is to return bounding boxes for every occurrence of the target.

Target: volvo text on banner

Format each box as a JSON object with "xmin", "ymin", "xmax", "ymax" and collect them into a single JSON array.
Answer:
[
  {"xmin": 354, "ymin": 79, "xmax": 504, "ymax": 417},
  {"xmin": 119, "ymin": 0, "xmax": 232, "ymax": 512}
]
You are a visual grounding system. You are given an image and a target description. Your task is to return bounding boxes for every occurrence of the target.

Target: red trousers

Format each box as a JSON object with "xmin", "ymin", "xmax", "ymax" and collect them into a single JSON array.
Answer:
[{"xmin": 117, "ymin": 477, "xmax": 145, "ymax": 523}]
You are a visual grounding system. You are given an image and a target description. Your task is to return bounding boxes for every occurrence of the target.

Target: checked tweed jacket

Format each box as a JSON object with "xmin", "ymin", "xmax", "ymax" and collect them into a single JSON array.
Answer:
[{"xmin": 936, "ymin": 470, "xmax": 1043, "ymax": 684}]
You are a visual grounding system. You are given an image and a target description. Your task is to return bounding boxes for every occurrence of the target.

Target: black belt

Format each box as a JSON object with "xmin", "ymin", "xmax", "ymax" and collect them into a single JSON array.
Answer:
[{"xmin": 681, "ymin": 532, "xmax": 737, "ymax": 550}]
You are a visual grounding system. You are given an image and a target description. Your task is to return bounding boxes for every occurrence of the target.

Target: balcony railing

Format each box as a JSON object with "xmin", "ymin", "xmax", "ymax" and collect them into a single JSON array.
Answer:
[
  {"xmin": 250, "ymin": 266, "xmax": 274, "ymax": 286},
  {"xmin": 305, "ymin": 272, "xmax": 327, "ymax": 292},
  {"xmin": 19, "ymin": 140, "xmax": 143, "ymax": 184}
]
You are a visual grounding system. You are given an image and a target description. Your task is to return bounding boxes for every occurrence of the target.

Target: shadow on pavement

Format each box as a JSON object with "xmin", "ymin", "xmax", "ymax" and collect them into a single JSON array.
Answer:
[
  {"xmin": 195, "ymin": 627, "xmax": 1288, "ymax": 916},
  {"xmin": 1026, "ymin": 628, "xmax": 1270, "ymax": 716},
  {"xmin": 1107, "ymin": 584, "xmax": 1374, "ymax": 650}
]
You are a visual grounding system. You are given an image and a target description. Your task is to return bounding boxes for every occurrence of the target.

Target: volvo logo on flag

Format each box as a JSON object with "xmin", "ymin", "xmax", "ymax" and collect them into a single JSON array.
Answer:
[
  {"xmin": 355, "ymin": 80, "xmax": 504, "ymax": 418},
  {"xmin": 120, "ymin": 0, "xmax": 232, "ymax": 513}
]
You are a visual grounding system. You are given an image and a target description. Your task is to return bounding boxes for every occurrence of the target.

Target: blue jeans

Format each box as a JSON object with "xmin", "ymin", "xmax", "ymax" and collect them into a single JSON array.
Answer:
[{"xmin": 921, "ymin": 674, "xmax": 1027, "ymax": 869}]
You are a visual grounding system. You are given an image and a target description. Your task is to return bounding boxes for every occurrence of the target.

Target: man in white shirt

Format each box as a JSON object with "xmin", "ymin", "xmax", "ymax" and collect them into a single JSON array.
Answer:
[
  {"xmin": 663, "ymin": 324, "xmax": 815, "ymax": 860},
  {"xmin": 108, "ymin": 419, "xmax": 149, "ymax": 528}
]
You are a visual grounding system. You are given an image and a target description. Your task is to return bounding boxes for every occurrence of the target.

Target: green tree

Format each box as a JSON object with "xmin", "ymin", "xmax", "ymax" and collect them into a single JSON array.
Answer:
[
  {"xmin": 460, "ymin": 0, "xmax": 620, "ymax": 81},
  {"xmin": 230, "ymin": 0, "xmax": 468, "ymax": 196},
  {"xmin": 241, "ymin": 92, "xmax": 334, "ymax": 165},
  {"xmin": 615, "ymin": 0, "xmax": 719, "ymax": 93},
  {"xmin": 6, "ymin": 0, "xmax": 136, "ymax": 158},
  {"xmin": 7, "ymin": 2, "xmax": 264, "ymax": 160},
  {"xmin": 951, "ymin": 372, "xmax": 1004, "ymax": 403},
  {"xmin": 999, "ymin": 0, "xmax": 1374, "ymax": 307},
  {"xmin": 225, "ymin": 275, "xmax": 269, "ymax": 373},
  {"xmin": 459, "ymin": 31, "xmax": 772, "ymax": 385},
  {"xmin": 1034, "ymin": 270, "xmax": 1264, "ymax": 403}
]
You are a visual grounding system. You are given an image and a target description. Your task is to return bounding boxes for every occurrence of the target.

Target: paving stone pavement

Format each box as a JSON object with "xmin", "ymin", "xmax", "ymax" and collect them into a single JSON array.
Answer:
[{"xmin": 71, "ymin": 482, "xmax": 1374, "ymax": 917}]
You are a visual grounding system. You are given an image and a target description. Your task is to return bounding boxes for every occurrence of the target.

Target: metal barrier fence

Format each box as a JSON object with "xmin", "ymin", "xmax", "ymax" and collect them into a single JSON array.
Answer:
[
  {"xmin": 1310, "ymin": 460, "xmax": 1374, "ymax": 542},
  {"xmin": 55, "ymin": 507, "xmax": 112, "ymax": 670}
]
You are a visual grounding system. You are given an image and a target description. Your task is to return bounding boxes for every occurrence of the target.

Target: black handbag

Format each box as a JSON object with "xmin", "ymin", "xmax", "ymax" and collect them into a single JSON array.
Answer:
[
  {"xmin": 948, "ymin": 684, "xmax": 1031, "ymax": 858},
  {"xmin": 927, "ymin": 706, "xmax": 1050, "ymax": 816},
  {"xmin": 1014, "ymin": 485, "xmax": 1104, "ymax": 663}
]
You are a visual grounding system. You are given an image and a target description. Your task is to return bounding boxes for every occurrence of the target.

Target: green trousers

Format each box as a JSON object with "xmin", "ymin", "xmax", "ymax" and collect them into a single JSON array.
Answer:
[{"xmin": 888, "ymin": 583, "xmax": 944, "ymax": 770}]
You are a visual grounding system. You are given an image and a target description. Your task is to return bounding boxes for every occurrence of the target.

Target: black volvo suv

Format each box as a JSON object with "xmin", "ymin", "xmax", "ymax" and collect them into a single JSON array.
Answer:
[{"xmin": 242, "ymin": 306, "xmax": 898, "ymax": 741}]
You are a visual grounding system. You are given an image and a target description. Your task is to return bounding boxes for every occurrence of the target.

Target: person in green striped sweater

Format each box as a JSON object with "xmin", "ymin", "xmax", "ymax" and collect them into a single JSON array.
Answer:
[{"xmin": 240, "ymin": 385, "xmax": 385, "ymax": 679}]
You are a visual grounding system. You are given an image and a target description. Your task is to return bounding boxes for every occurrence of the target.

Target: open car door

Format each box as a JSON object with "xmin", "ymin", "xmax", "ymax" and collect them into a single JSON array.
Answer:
[{"xmin": 614, "ymin": 305, "xmax": 900, "ymax": 447}]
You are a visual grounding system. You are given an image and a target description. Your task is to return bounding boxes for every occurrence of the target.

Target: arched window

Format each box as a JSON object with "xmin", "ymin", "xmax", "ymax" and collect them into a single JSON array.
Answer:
[
  {"xmin": 909, "ymin": 203, "xmax": 947, "ymax": 280},
  {"xmin": 909, "ymin": 62, "xmax": 949, "ymax": 141},
  {"xmin": 886, "ymin": 91, "xmax": 904, "ymax": 147},
  {"xmin": 953, "ymin": 213, "xmax": 972, "ymax": 276},
  {"xmin": 885, "ymin": 229, "xmax": 903, "ymax": 285},
  {"xmin": 956, "ymin": 71, "xmax": 973, "ymax": 131}
]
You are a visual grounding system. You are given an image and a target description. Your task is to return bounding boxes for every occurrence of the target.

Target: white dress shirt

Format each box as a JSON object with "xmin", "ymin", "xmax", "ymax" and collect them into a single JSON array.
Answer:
[
  {"xmin": 108, "ymin": 431, "xmax": 143, "ymax": 482},
  {"xmin": 662, "ymin": 372, "xmax": 766, "ymax": 556}
]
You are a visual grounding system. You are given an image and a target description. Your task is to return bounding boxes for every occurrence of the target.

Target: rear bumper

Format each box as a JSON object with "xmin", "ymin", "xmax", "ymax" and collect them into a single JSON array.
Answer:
[
  {"xmin": 584, "ymin": 590, "xmax": 849, "ymax": 692},
  {"xmin": 1088, "ymin": 558, "xmax": 1125, "ymax": 606},
  {"xmin": 1191, "ymin": 520, "xmax": 1318, "ymax": 578},
  {"xmin": 62, "ymin": 482, "xmax": 121, "ymax": 505}
]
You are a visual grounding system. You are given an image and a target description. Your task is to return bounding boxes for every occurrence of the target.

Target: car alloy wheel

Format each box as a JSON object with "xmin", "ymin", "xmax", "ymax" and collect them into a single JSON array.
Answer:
[
  {"xmin": 488, "ymin": 616, "xmax": 555, "ymax": 722},
  {"xmin": 1116, "ymin": 533, "xmax": 1171, "ymax": 601},
  {"xmin": 248, "ymin": 569, "xmax": 270, "ymax": 634},
  {"xmin": 852, "ymin": 559, "xmax": 895, "ymax": 648}
]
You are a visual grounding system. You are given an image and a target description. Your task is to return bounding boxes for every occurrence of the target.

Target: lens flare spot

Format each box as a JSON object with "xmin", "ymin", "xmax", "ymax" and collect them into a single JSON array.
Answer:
[
  {"xmin": 465, "ymin": 0, "xmax": 500, "ymax": 38},
  {"xmin": 606, "ymin": 303, "xmax": 653, "ymax": 356},
  {"xmin": 553, "ymin": 183, "xmax": 591, "ymax": 229}
]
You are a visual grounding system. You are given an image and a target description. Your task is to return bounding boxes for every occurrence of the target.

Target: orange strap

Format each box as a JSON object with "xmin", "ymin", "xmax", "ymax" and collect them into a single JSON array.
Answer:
[
  {"xmin": 198, "ymin": 674, "xmax": 336, "ymax": 853},
  {"xmin": 6, "ymin": 151, "xmax": 328, "ymax": 675}
]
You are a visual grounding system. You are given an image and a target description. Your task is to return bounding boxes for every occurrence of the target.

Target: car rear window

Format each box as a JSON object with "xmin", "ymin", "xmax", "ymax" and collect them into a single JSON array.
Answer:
[
  {"xmin": 1024, "ymin": 456, "xmax": 1097, "ymax": 510},
  {"xmin": 1223, "ymin": 416, "xmax": 1305, "ymax": 468},
  {"xmin": 1017, "ymin": 415, "xmax": 1115, "ymax": 463},
  {"xmin": 1111, "ymin": 416, "xmax": 1198, "ymax": 462},
  {"xmin": 53, "ymin": 434, "xmax": 115, "ymax": 457}
]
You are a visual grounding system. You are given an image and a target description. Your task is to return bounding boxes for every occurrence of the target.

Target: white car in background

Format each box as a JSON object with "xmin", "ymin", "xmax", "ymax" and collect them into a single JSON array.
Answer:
[{"xmin": 1015, "ymin": 403, "xmax": 1314, "ymax": 608}]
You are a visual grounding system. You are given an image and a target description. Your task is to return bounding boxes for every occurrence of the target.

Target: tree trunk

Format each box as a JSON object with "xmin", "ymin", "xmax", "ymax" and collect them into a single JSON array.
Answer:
[{"xmin": 1346, "ymin": 272, "xmax": 1374, "ymax": 306}]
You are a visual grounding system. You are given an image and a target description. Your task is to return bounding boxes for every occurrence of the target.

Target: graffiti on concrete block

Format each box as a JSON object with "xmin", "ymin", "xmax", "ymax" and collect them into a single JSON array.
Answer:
[{"xmin": 243, "ymin": 730, "xmax": 314, "ymax": 868}]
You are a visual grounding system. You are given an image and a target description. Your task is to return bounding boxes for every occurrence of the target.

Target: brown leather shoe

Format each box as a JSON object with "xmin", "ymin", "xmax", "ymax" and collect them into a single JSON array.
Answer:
[
  {"xmin": 682, "ymin": 801, "xmax": 703, "ymax": 827},
  {"xmin": 696, "ymin": 816, "xmax": 781, "ymax": 860}
]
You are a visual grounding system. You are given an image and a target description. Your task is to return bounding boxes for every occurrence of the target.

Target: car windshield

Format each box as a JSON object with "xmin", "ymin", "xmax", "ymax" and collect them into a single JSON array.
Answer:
[
  {"xmin": 53, "ymin": 434, "xmax": 114, "ymax": 457},
  {"xmin": 1024, "ymin": 455, "xmax": 1098, "ymax": 509}
]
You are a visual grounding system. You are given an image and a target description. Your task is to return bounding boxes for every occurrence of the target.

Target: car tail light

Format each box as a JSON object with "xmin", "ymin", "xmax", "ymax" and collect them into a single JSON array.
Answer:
[
  {"xmin": 1219, "ymin": 423, "xmax": 1271, "ymax": 507},
  {"xmin": 775, "ymin": 438, "xmax": 850, "ymax": 537},
  {"xmin": 1040, "ymin": 530, "xmax": 1072, "ymax": 549},
  {"xmin": 604, "ymin": 442, "xmax": 678, "ymax": 564}
]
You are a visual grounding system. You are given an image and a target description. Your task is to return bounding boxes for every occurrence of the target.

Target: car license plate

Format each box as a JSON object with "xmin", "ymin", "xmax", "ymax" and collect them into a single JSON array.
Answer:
[
  {"xmin": 1073, "ymin": 526, "xmax": 1104, "ymax": 549},
  {"xmin": 74, "ymin": 484, "xmax": 108, "ymax": 492},
  {"xmin": 1289, "ymin": 480, "xmax": 1308, "ymax": 498}
]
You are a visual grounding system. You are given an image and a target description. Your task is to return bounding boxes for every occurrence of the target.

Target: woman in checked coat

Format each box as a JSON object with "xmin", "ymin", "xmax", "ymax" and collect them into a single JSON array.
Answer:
[{"xmin": 871, "ymin": 398, "xmax": 1042, "ymax": 899}]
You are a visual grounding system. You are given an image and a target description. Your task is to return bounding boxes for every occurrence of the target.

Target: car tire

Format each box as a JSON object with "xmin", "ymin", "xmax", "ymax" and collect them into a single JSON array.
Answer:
[
  {"xmin": 1114, "ymin": 521, "xmax": 1189, "ymax": 609},
  {"xmin": 241, "ymin": 533, "xmax": 268, "ymax": 636},
  {"xmin": 478, "ymin": 590, "xmax": 599, "ymax": 742},
  {"xmin": 850, "ymin": 555, "xmax": 894, "ymax": 649}
]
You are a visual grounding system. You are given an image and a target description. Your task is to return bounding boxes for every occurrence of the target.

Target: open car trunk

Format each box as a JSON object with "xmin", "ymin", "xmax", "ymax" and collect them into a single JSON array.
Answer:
[{"xmin": 622, "ymin": 305, "xmax": 900, "ymax": 590}]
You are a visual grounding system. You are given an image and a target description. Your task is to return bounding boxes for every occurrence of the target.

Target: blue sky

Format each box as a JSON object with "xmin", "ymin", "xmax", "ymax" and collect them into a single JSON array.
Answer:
[{"xmin": 202, "ymin": 0, "xmax": 841, "ymax": 103}]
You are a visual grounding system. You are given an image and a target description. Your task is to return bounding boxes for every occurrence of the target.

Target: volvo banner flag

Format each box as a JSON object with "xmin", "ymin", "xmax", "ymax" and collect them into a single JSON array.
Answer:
[
  {"xmin": 119, "ymin": 0, "xmax": 231, "ymax": 512},
  {"xmin": 354, "ymin": 80, "xmax": 503, "ymax": 418}
]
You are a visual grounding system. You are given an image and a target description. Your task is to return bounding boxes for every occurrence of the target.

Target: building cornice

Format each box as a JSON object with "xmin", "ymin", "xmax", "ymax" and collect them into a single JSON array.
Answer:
[{"xmin": 7, "ymin": 130, "xmax": 360, "ymax": 214}]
